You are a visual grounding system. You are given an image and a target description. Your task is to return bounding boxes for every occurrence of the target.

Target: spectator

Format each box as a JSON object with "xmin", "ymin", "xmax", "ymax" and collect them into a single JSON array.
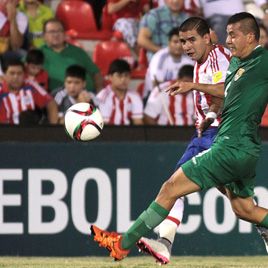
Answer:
[
  {"xmin": 96, "ymin": 59, "xmax": 143, "ymax": 125},
  {"xmin": 41, "ymin": 18, "xmax": 103, "ymax": 92},
  {"xmin": 0, "ymin": 0, "xmax": 28, "ymax": 55},
  {"xmin": 25, "ymin": 48, "xmax": 48, "ymax": 90},
  {"xmin": 52, "ymin": 65, "xmax": 96, "ymax": 124},
  {"xmin": 144, "ymin": 64, "xmax": 194, "ymax": 125},
  {"xmin": 0, "ymin": 57, "xmax": 58, "ymax": 124},
  {"xmin": 18, "ymin": 0, "xmax": 54, "ymax": 48},
  {"xmin": 107, "ymin": 0, "xmax": 150, "ymax": 56},
  {"xmin": 143, "ymin": 26, "xmax": 194, "ymax": 98},
  {"xmin": 138, "ymin": 0, "xmax": 188, "ymax": 61}
]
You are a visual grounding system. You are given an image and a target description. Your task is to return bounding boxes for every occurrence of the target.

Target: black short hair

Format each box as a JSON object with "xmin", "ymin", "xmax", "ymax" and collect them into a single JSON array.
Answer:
[
  {"xmin": 26, "ymin": 49, "xmax": 44, "ymax": 65},
  {"xmin": 168, "ymin": 27, "xmax": 180, "ymax": 40},
  {"xmin": 65, "ymin": 65, "xmax": 86, "ymax": 80},
  {"xmin": 108, "ymin": 59, "xmax": 131, "ymax": 75},
  {"xmin": 2, "ymin": 57, "xmax": 24, "ymax": 73},
  {"xmin": 179, "ymin": 17, "xmax": 210, "ymax": 37},
  {"xmin": 227, "ymin": 12, "xmax": 260, "ymax": 41},
  {"xmin": 43, "ymin": 18, "xmax": 65, "ymax": 33},
  {"xmin": 178, "ymin": 65, "xmax": 194, "ymax": 79}
]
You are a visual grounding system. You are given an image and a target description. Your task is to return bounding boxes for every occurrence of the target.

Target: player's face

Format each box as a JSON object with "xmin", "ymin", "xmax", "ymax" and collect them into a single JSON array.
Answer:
[
  {"xmin": 109, "ymin": 72, "xmax": 130, "ymax": 92},
  {"xmin": 44, "ymin": 22, "xmax": 65, "ymax": 49},
  {"xmin": 226, "ymin": 22, "xmax": 253, "ymax": 59},
  {"xmin": 65, "ymin": 77, "xmax": 86, "ymax": 98},
  {"xmin": 5, "ymin": 65, "xmax": 25, "ymax": 90},
  {"xmin": 168, "ymin": 35, "xmax": 183, "ymax": 57},
  {"xmin": 179, "ymin": 29, "xmax": 211, "ymax": 63}
]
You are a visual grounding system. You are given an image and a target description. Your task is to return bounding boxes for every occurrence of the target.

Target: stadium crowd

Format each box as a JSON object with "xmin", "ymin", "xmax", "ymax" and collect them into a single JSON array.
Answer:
[{"xmin": 0, "ymin": 0, "xmax": 268, "ymax": 126}]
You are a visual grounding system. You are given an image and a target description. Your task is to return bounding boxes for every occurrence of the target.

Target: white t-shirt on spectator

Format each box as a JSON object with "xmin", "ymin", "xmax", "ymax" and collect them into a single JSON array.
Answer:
[{"xmin": 144, "ymin": 47, "xmax": 194, "ymax": 98}]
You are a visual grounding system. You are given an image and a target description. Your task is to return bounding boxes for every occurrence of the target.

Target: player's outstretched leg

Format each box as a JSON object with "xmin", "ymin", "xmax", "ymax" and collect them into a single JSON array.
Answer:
[
  {"xmin": 256, "ymin": 225, "xmax": 268, "ymax": 253},
  {"xmin": 136, "ymin": 198, "xmax": 184, "ymax": 264},
  {"xmin": 90, "ymin": 225, "xmax": 130, "ymax": 261}
]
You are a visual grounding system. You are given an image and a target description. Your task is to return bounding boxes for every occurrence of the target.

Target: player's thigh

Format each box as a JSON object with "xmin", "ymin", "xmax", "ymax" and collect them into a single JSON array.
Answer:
[{"xmin": 156, "ymin": 167, "xmax": 201, "ymax": 209}]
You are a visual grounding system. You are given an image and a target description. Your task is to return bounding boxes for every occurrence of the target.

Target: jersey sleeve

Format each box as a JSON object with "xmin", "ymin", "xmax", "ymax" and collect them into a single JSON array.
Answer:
[
  {"xmin": 29, "ymin": 81, "xmax": 52, "ymax": 108},
  {"xmin": 131, "ymin": 93, "xmax": 143, "ymax": 119},
  {"xmin": 96, "ymin": 90, "xmax": 113, "ymax": 123},
  {"xmin": 212, "ymin": 49, "xmax": 231, "ymax": 85},
  {"xmin": 144, "ymin": 88, "xmax": 162, "ymax": 119}
]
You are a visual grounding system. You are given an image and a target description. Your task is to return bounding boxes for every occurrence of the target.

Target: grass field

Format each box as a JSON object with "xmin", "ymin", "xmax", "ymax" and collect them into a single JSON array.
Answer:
[{"xmin": 0, "ymin": 256, "xmax": 268, "ymax": 268}]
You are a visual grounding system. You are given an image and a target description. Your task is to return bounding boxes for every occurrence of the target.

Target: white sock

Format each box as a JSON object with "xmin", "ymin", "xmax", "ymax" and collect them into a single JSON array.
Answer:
[
  {"xmin": 158, "ymin": 198, "xmax": 184, "ymax": 244},
  {"xmin": 159, "ymin": 219, "xmax": 178, "ymax": 244}
]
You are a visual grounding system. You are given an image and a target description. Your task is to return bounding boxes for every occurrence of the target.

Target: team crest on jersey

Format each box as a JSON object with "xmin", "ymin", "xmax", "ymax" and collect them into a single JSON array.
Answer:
[
  {"xmin": 234, "ymin": 68, "xmax": 245, "ymax": 81},
  {"xmin": 212, "ymin": 71, "xmax": 223, "ymax": 83}
]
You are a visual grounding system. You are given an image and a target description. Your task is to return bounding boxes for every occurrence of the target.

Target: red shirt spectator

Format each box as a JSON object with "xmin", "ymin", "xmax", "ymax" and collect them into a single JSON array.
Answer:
[
  {"xmin": 0, "ymin": 58, "xmax": 58, "ymax": 124},
  {"xmin": 0, "ymin": 79, "xmax": 52, "ymax": 124},
  {"xmin": 25, "ymin": 68, "xmax": 49, "ymax": 91}
]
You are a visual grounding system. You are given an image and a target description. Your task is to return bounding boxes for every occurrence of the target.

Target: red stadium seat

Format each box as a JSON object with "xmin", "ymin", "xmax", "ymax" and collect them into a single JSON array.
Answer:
[
  {"xmin": 56, "ymin": 1, "xmax": 112, "ymax": 40},
  {"xmin": 101, "ymin": 5, "xmax": 114, "ymax": 31},
  {"xmin": 131, "ymin": 48, "xmax": 148, "ymax": 79},
  {"xmin": 93, "ymin": 40, "xmax": 134, "ymax": 76}
]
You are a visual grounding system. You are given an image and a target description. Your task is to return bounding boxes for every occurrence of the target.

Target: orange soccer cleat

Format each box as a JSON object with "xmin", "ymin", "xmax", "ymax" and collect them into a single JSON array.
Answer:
[{"xmin": 90, "ymin": 225, "xmax": 130, "ymax": 261}]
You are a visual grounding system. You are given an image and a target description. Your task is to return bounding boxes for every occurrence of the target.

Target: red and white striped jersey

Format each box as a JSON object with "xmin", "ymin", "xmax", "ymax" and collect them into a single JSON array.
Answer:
[
  {"xmin": 144, "ymin": 81, "xmax": 195, "ymax": 126},
  {"xmin": 96, "ymin": 85, "xmax": 143, "ymax": 125},
  {"xmin": 0, "ymin": 79, "xmax": 52, "ymax": 124},
  {"xmin": 193, "ymin": 45, "xmax": 231, "ymax": 128}
]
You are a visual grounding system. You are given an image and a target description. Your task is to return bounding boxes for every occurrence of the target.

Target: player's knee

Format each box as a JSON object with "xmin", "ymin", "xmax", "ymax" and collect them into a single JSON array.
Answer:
[{"xmin": 159, "ymin": 178, "xmax": 178, "ymax": 200}]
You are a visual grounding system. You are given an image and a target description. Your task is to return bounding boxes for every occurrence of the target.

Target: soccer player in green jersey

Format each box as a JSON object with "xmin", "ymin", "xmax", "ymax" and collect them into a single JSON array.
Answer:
[{"xmin": 90, "ymin": 12, "xmax": 268, "ymax": 261}]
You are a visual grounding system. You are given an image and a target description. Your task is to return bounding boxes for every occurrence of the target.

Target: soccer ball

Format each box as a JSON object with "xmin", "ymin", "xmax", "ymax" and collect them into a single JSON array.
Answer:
[{"xmin": 64, "ymin": 102, "xmax": 104, "ymax": 141}]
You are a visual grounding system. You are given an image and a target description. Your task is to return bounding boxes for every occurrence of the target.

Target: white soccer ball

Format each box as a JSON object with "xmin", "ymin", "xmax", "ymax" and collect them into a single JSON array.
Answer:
[{"xmin": 64, "ymin": 102, "xmax": 104, "ymax": 141}]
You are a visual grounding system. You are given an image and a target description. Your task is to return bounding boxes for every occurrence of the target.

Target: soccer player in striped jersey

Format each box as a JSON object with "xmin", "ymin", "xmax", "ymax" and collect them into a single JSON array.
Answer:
[
  {"xmin": 90, "ymin": 12, "xmax": 268, "ymax": 263},
  {"xmin": 136, "ymin": 17, "xmax": 231, "ymax": 264}
]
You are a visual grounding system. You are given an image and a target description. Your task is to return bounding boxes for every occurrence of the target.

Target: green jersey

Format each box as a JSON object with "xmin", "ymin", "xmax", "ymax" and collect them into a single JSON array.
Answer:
[{"xmin": 217, "ymin": 46, "xmax": 268, "ymax": 156}]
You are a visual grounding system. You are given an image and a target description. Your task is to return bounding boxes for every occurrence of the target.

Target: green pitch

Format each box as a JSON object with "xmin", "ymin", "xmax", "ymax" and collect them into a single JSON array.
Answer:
[{"xmin": 0, "ymin": 256, "xmax": 268, "ymax": 268}]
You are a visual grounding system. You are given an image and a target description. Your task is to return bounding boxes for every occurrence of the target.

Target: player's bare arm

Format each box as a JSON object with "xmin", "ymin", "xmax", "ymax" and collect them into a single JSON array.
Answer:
[{"xmin": 166, "ymin": 82, "xmax": 225, "ymax": 98}]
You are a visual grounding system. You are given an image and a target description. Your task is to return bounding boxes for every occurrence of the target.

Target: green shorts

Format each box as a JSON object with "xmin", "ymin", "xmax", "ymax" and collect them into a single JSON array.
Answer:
[{"xmin": 181, "ymin": 140, "xmax": 259, "ymax": 197}]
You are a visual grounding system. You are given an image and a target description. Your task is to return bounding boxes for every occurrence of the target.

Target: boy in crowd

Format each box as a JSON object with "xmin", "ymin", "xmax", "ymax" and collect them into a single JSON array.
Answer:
[
  {"xmin": 97, "ymin": 59, "xmax": 143, "ymax": 125},
  {"xmin": 25, "ymin": 49, "xmax": 48, "ymax": 91},
  {"xmin": 0, "ymin": 57, "xmax": 58, "ymax": 124},
  {"xmin": 52, "ymin": 65, "xmax": 96, "ymax": 125},
  {"xmin": 144, "ymin": 64, "xmax": 195, "ymax": 126}
]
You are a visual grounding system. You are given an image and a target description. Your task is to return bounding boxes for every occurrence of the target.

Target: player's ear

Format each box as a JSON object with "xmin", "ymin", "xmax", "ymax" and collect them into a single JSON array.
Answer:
[
  {"xmin": 247, "ymin": 32, "xmax": 255, "ymax": 44},
  {"xmin": 204, "ymin": 33, "xmax": 211, "ymax": 45}
]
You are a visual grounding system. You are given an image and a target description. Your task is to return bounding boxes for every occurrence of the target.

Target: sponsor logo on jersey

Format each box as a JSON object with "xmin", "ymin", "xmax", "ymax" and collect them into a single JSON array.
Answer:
[{"xmin": 234, "ymin": 68, "xmax": 245, "ymax": 81}]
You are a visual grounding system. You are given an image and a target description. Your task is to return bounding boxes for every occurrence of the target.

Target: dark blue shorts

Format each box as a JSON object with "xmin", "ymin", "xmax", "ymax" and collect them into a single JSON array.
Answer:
[{"xmin": 175, "ymin": 127, "xmax": 218, "ymax": 170}]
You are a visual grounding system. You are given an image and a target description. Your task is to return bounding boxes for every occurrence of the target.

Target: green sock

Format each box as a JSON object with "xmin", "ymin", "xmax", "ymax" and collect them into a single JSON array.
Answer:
[
  {"xmin": 260, "ymin": 214, "xmax": 268, "ymax": 228},
  {"xmin": 121, "ymin": 201, "xmax": 169, "ymax": 250}
]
